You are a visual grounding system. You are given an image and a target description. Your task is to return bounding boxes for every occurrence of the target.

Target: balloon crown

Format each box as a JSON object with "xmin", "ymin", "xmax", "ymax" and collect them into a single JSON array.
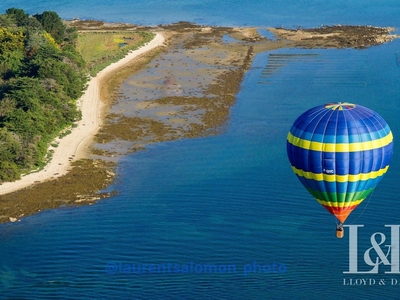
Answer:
[{"xmin": 324, "ymin": 102, "xmax": 356, "ymax": 110}]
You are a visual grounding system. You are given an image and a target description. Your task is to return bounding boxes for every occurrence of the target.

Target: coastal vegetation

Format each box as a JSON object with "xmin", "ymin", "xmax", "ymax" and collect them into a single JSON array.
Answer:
[
  {"xmin": 0, "ymin": 8, "xmax": 87, "ymax": 182},
  {"xmin": 0, "ymin": 9, "xmax": 154, "ymax": 183},
  {"xmin": 76, "ymin": 30, "xmax": 155, "ymax": 76}
]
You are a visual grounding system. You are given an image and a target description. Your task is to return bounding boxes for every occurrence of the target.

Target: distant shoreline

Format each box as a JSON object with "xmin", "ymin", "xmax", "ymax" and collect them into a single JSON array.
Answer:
[{"xmin": 0, "ymin": 32, "xmax": 165, "ymax": 196}]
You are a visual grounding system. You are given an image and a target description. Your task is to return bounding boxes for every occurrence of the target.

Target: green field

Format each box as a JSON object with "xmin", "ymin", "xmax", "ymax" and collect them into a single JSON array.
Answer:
[{"xmin": 76, "ymin": 31, "xmax": 155, "ymax": 76}]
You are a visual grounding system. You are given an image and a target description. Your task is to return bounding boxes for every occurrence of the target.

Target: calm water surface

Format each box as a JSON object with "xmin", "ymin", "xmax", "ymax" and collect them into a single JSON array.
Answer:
[{"xmin": 1, "ymin": 1, "xmax": 400, "ymax": 299}]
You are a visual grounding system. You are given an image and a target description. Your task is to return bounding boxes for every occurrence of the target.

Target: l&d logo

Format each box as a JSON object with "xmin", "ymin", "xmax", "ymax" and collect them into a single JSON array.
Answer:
[{"xmin": 344, "ymin": 225, "xmax": 400, "ymax": 274}]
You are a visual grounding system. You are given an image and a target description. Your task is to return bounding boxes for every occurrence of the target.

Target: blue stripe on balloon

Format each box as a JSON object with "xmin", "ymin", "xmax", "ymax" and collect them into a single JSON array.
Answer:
[
  {"xmin": 290, "ymin": 124, "xmax": 391, "ymax": 144},
  {"xmin": 287, "ymin": 142, "xmax": 393, "ymax": 175}
]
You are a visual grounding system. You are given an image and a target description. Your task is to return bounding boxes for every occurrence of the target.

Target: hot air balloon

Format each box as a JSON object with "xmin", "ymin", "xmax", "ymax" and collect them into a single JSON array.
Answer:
[{"xmin": 286, "ymin": 102, "xmax": 393, "ymax": 238}]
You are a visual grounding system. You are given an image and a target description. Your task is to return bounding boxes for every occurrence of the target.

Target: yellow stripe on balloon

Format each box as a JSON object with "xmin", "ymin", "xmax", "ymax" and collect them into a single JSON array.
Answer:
[
  {"xmin": 287, "ymin": 131, "xmax": 393, "ymax": 152},
  {"xmin": 291, "ymin": 165, "xmax": 390, "ymax": 182},
  {"xmin": 316, "ymin": 198, "xmax": 364, "ymax": 208}
]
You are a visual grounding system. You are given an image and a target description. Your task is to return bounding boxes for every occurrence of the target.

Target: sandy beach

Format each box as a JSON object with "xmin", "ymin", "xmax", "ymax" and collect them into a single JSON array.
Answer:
[{"xmin": 0, "ymin": 32, "xmax": 165, "ymax": 196}]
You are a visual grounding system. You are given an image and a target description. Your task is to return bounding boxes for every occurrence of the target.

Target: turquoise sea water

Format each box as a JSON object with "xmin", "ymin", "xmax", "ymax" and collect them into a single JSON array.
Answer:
[
  {"xmin": 2, "ymin": 0, "xmax": 400, "ymax": 28},
  {"xmin": 1, "ymin": 1, "xmax": 400, "ymax": 299}
]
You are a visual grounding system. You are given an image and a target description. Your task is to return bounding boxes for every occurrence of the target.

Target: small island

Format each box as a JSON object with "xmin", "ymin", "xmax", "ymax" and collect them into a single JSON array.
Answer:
[{"xmin": 0, "ymin": 9, "xmax": 398, "ymax": 223}]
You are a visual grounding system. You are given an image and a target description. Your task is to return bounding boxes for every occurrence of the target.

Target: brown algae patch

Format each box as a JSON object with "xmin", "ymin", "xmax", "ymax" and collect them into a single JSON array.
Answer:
[
  {"xmin": 0, "ymin": 159, "xmax": 116, "ymax": 223},
  {"xmin": 268, "ymin": 25, "xmax": 399, "ymax": 48},
  {"xmin": 94, "ymin": 27, "xmax": 257, "ymax": 158}
]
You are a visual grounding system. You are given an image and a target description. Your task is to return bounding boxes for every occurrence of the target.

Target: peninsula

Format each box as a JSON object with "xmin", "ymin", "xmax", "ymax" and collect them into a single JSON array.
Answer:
[{"xmin": 0, "ymin": 15, "xmax": 398, "ymax": 223}]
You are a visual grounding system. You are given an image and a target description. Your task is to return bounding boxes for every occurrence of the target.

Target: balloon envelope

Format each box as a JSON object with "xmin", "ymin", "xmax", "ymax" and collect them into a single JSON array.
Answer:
[{"xmin": 287, "ymin": 102, "xmax": 393, "ymax": 223}]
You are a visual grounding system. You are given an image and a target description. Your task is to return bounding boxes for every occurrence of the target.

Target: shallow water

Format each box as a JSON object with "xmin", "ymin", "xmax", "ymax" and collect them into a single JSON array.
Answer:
[{"xmin": 1, "ymin": 1, "xmax": 400, "ymax": 299}]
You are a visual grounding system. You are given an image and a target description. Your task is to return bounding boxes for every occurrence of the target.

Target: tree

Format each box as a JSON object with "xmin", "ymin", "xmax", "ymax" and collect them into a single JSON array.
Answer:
[
  {"xmin": 34, "ymin": 11, "xmax": 65, "ymax": 44},
  {"xmin": 0, "ymin": 96, "xmax": 16, "ymax": 117},
  {"xmin": 0, "ymin": 50, "xmax": 24, "ymax": 79},
  {"xmin": 0, "ymin": 161, "xmax": 20, "ymax": 182},
  {"xmin": 25, "ymin": 29, "xmax": 48, "ymax": 58},
  {"xmin": 0, "ymin": 27, "xmax": 25, "ymax": 54},
  {"xmin": 5, "ymin": 8, "xmax": 29, "ymax": 26},
  {"xmin": 0, "ymin": 127, "xmax": 22, "ymax": 181},
  {"xmin": 0, "ymin": 14, "xmax": 13, "ymax": 27},
  {"xmin": 0, "ymin": 128, "xmax": 20, "ymax": 161},
  {"xmin": 4, "ymin": 77, "xmax": 43, "ymax": 112}
]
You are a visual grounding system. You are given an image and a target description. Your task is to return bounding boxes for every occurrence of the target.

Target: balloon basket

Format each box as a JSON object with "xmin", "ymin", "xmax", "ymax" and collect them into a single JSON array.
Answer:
[{"xmin": 336, "ymin": 228, "xmax": 344, "ymax": 239}]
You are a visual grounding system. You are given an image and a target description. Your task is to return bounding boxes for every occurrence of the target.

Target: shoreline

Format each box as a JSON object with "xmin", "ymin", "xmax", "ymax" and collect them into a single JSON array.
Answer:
[{"xmin": 0, "ymin": 32, "xmax": 165, "ymax": 196}]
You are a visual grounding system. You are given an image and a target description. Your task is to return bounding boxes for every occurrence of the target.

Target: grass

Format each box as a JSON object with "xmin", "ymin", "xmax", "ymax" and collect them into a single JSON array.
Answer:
[{"xmin": 76, "ymin": 31, "xmax": 155, "ymax": 76}]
